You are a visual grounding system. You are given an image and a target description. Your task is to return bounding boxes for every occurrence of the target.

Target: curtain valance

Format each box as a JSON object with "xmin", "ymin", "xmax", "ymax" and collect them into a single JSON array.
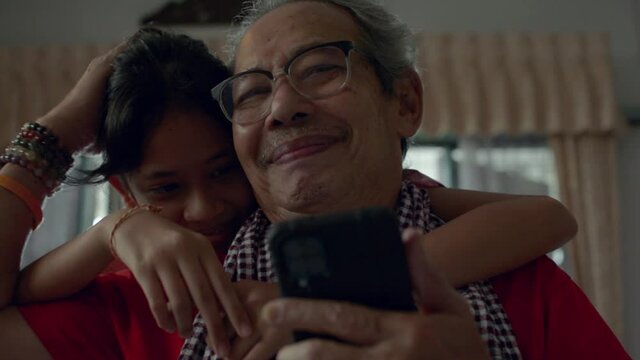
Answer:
[{"xmin": 417, "ymin": 33, "xmax": 622, "ymax": 137}]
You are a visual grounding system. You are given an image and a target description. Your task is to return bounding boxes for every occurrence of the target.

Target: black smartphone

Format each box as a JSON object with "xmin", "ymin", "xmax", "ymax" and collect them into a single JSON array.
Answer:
[{"xmin": 267, "ymin": 207, "xmax": 416, "ymax": 342}]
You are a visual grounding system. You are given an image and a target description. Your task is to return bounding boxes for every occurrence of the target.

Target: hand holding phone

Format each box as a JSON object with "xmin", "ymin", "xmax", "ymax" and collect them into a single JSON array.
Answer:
[{"xmin": 267, "ymin": 207, "xmax": 416, "ymax": 341}]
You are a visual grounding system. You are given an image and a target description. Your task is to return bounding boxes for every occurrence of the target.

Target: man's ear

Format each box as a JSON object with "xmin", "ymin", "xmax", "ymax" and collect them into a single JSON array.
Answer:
[{"xmin": 393, "ymin": 69, "xmax": 423, "ymax": 138}]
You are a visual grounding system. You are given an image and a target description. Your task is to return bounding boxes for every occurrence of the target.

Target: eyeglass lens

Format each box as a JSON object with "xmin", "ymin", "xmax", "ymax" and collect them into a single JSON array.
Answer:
[{"xmin": 220, "ymin": 45, "xmax": 350, "ymax": 124}]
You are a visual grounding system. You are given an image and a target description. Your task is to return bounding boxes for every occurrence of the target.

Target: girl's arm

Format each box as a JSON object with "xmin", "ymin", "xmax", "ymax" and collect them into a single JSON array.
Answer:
[
  {"xmin": 0, "ymin": 165, "xmax": 47, "ymax": 309},
  {"xmin": 424, "ymin": 187, "xmax": 578, "ymax": 287},
  {"xmin": 0, "ymin": 109, "xmax": 103, "ymax": 309},
  {"xmin": 15, "ymin": 208, "xmax": 252, "ymax": 356},
  {"xmin": 14, "ymin": 211, "xmax": 121, "ymax": 303},
  {"xmin": 0, "ymin": 46, "xmax": 121, "ymax": 310}
]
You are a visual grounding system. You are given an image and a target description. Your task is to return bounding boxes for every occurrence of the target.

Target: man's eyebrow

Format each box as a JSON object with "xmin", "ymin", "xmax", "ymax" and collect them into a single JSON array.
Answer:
[
  {"xmin": 288, "ymin": 40, "xmax": 328, "ymax": 59},
  {"xmin": 239, "ymin": 39, "xmax": 338, "ymax": 73}
]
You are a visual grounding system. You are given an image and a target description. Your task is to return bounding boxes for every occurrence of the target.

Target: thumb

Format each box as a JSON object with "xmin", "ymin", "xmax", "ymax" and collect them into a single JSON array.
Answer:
[{"xmin": 402, "ymin": 228, "xmax": 462, "ymax": 314}]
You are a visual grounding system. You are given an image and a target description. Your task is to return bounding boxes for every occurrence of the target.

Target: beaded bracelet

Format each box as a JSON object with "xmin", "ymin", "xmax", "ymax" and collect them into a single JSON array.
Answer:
[
  {"xmin": 109, "ymin": 205, "xmax": 162, "ymax": 259},
  {"xmin": 0, "ymin": 174, "xmax": 43, "ymax": 229},
  {"xmin": 0, "ymin": 122, "xmax": 74, "ymax": 195}
]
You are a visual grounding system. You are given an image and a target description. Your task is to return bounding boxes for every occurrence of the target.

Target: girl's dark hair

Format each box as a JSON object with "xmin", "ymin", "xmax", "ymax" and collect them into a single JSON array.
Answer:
[{"xmin": 78, "ymin": 27, "xmax": 231, "ymax": 183}]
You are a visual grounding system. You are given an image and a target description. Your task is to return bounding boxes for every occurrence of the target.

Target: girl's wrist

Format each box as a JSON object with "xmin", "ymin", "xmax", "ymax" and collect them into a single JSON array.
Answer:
[
  {"xmin": 93, "ymin": 210, "xmax": 127, "ymax": 259},
  {"xmin": 108, "ymin": 205, "xmax": 162, "ymax": 259},
  {"xmin": 36, "ymin": 113, "xmax": 93, "ymax": 154},
  {"xmin": 0, "ymin": 164, "xmax": 47, "ymax": 200}
]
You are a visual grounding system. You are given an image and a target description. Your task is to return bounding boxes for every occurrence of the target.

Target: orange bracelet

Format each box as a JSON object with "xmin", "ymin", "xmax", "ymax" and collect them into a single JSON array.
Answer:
[
  {"xmin": 109, "ymin": 204, "xmax": 162, "ymax": 259},
  {"xmin": 0, "ymin": 174, "xmax": 43, "ymax": 229}
]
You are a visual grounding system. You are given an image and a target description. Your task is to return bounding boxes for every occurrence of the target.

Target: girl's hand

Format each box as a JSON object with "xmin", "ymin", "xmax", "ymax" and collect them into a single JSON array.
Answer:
[
  {"xmin": 37, "ymin": 43, "xmax": 126, "ymax": 153},
  {"xmin": 109, "ymin": 210, "xmax": 252, "ymax": 358}
]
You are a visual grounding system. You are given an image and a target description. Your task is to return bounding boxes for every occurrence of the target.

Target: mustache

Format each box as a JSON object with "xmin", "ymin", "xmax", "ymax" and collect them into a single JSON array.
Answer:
[{"xmin": 258, "ymin": 124, "xmax": 349, "ymax": 165}]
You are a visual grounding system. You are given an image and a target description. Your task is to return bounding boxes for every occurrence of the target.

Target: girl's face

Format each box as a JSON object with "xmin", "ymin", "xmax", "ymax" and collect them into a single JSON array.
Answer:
[{"xmin": 125, "ymin": 108, "xmax": 256, "ymax": 254}]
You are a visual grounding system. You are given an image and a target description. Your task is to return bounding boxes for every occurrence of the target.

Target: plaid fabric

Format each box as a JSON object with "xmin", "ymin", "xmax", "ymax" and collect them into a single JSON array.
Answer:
[
  {"xmin": 178, "ymin": 210, "xmax": 274, "ymax": 358},
  {"xmin": 179, "ymin": 180, "xmax": 522, "ymax": 359}
]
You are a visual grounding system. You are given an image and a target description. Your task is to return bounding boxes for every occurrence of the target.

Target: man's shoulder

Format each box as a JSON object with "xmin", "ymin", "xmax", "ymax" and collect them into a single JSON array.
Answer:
[{"xmin": 491, "ymin": 257, "xmax": 631, "ymax": 359}]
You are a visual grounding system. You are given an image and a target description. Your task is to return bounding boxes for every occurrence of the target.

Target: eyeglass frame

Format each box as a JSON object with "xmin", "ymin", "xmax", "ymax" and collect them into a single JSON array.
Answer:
[{"xmin": 211, "ymin": 40, "xmax": 359, "ymax": 124}]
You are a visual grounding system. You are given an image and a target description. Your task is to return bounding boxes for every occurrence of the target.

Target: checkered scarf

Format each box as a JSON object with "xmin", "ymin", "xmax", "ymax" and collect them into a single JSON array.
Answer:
[{"xmin": 179, "ymin": 180, "xmax": 522, "ymax": 359}]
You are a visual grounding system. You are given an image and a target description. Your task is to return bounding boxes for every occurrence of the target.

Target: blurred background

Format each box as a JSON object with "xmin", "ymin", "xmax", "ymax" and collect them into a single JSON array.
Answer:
[{"xmin": 0, "ymin": 0, "xmax": 637, "ymax": 357}]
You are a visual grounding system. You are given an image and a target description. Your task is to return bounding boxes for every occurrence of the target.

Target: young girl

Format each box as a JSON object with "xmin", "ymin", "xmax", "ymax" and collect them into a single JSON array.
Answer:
[
  {"xmin": 0, "ymin": 29, "xmax": 576, "ymax": 359},
  {"xmin": 0, "ymin": 28, "xmax": 256, "ymax": 359}
]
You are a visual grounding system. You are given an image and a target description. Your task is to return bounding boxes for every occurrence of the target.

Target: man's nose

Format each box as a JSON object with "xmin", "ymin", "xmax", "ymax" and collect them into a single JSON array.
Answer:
[{"xmin": 265, "ymin": 79, "xmax": 314, "ymax": 128}]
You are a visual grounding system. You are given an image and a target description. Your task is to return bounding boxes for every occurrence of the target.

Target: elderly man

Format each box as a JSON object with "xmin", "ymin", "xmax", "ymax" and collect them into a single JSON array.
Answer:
[{"xmin": 180, "ymin": 0, "xmax": 630, "ymax": 359}]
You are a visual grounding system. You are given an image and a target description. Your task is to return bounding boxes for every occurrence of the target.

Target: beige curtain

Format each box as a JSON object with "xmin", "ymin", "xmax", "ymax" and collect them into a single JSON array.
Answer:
[
  {"xmin": 550, "ymin": 134, "xmax": 623, "ymax": 335},
  {"xmin": 0, "ymin": 45, "xmax": 112, "ymax": 145},
  {"xmin": 0, "ymin": 38, "xmax": 228, "ymax": 146},
  {"xmin": 416, "ymin": 32, "xmax": 625, "ymax": 336},
  {"xmin": 0, "ymin": 32, "xmax": 625, "ymax": 334},
  {"xmin": 417, "ymin": 32, "xmax": 621, "ymax": 136}
]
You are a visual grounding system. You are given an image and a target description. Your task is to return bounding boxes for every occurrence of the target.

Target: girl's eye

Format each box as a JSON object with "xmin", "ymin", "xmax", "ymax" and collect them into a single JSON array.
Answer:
[{"xmin": 149, "ymin": 183, "xmax": 180, "ymax": 194}]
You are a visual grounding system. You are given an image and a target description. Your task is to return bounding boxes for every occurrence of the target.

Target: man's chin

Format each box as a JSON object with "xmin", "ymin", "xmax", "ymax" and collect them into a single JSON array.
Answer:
[{"xmin": 272, "ymin": 173, "xmax": 333, "ymax": 213}]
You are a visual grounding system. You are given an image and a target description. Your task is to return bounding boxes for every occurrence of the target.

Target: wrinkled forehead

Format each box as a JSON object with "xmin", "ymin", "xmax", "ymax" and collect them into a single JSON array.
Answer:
[{"xmin": 234, "ymin": 1, "xmax": 361, "ymax": 73}]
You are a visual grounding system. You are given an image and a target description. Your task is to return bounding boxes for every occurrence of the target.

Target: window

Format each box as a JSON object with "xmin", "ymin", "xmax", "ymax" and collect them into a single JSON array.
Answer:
[{"xmin": 404, "ymin": 137, "xmax": 567, "ymax": 269}]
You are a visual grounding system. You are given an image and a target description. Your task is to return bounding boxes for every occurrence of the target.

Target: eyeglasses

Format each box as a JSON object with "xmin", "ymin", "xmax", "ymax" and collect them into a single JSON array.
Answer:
[{"xmin": 211, "ymin": 40, "xmax": 357, "ymax": 125}]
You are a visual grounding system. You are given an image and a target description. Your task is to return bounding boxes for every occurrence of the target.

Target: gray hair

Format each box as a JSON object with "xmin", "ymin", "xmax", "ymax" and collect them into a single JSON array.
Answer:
[
  {"xmin": 226, "ymin": 0, "xmax": 416, "ymax": 95},
  {"xmin": 225, "ymin": 0, "xmax": 415, "ymax": 157}
]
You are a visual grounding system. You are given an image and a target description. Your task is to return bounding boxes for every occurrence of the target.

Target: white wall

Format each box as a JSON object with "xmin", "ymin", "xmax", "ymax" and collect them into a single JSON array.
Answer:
[
  {"xmin": 0, "ymin": 0, "xmax": 638, "ymax": 356},
  {"xmin": 0, "ymin": 0, "xmax": 166, "ymax": 45}
]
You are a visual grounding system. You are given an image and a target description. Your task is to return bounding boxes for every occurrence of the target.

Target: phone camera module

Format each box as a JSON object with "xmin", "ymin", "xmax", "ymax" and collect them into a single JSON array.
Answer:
[{"xmin": 283, "ymin": 237, "xmax": 330, "ymax": 280}]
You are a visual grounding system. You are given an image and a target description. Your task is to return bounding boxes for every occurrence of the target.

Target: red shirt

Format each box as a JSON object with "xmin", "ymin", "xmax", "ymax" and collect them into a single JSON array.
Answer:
[
  {"xmin": 19, "ymin": 269, "xmax": 183, "ymax": 360},
  {"xmin": 492, "ymin": 256, "xmax": 630, "ymax": 359},
  {"xmin": 19, "ymin": 256, "xmax": 630, "ymax": 359}
]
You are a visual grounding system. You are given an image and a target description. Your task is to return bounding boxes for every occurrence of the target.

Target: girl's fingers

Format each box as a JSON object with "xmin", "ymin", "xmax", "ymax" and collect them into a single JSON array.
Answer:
[
  {"xmin": 134, "ymin": 269, "xmax": 176, "ymax": 332},
  {"xmin": 177, "ymin": 258, "xmax": 231, "ymax": 357},
  {"xmin": 156, "ymin": 265, "xmax": 195, "ymax": 338},
  {"xmin": 201, "ymin": 251, "xmax": 253, "ymax": 337}
]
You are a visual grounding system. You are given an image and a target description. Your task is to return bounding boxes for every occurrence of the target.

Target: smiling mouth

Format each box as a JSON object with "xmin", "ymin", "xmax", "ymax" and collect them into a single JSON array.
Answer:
[{"xmin": 269, "ymin": 135, "xmax": 339, "ymax": 165}]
